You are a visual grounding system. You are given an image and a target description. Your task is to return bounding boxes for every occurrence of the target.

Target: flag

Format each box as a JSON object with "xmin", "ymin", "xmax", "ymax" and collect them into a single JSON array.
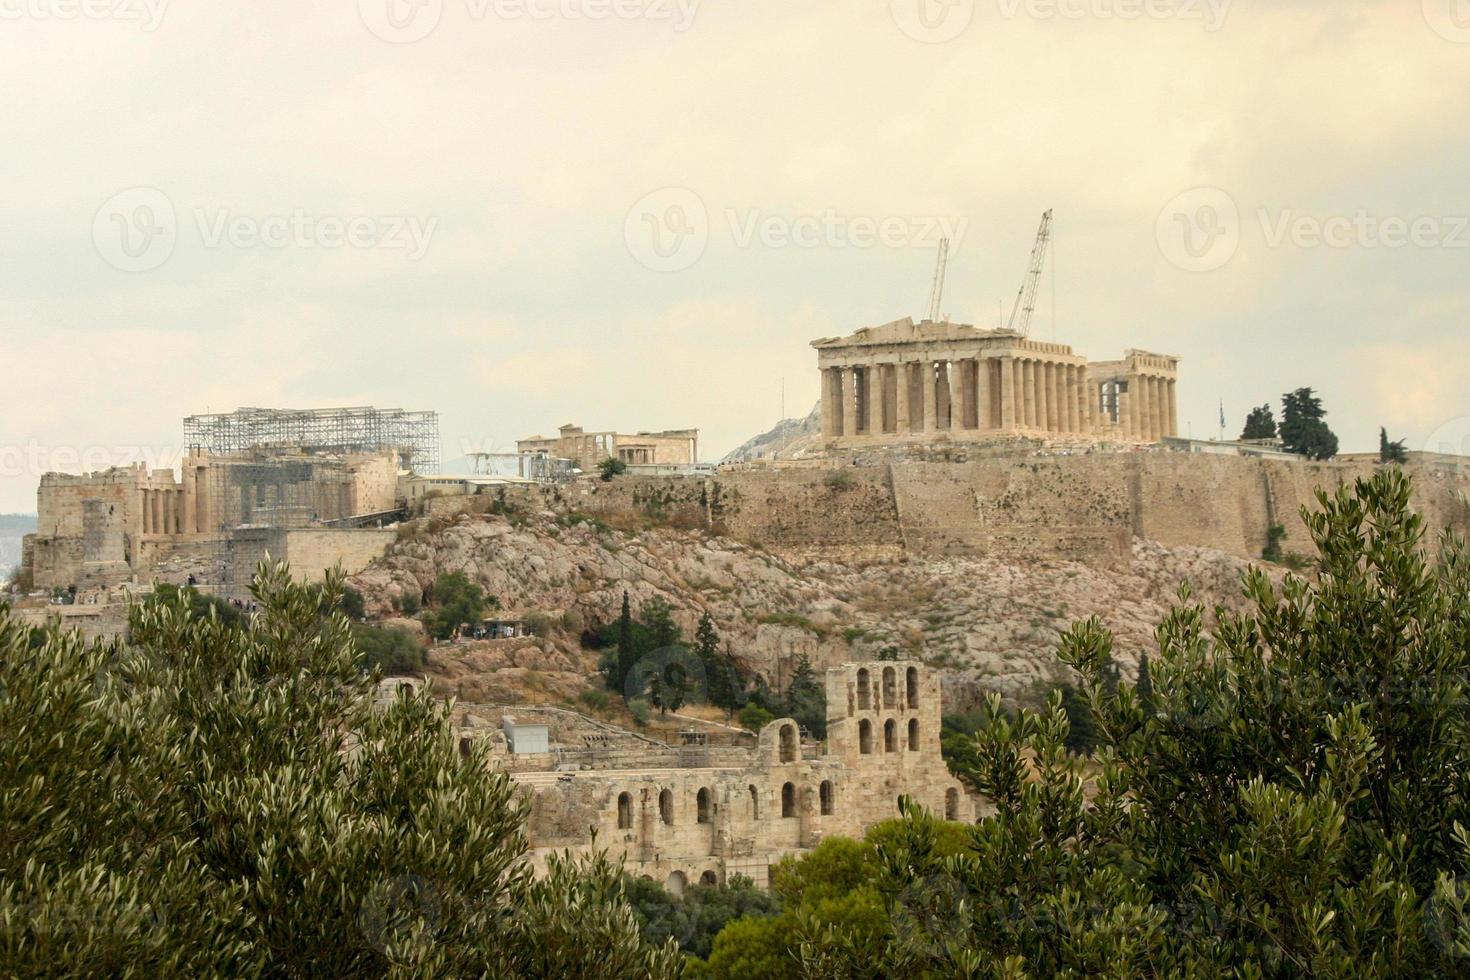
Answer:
[{"xmin": 1219, "ymin": 399, "xmax": 1226, "ymax": 430}]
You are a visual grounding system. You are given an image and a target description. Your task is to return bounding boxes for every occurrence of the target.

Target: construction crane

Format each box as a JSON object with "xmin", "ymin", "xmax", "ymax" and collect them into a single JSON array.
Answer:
[
  {"xmin": 927, "ymin": 237, "xmax": 949, "ymax": 323},
  {"xmin": 1005, "ymin": 209, "xmax": 1053, "ymax": 337}
]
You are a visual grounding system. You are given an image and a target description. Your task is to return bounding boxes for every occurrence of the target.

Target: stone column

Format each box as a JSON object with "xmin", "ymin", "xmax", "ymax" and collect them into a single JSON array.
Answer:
[
  {"xmin": 1016, "ymin": 360, "xmax": 1030, "ymax": 429},
  {"xmin": 841, "ymin": 366, "xmax": 859, "ymax": 440},
  {"xmin": 895, "ymin": 361, "xmax": 911, "ymax": 434},
  {"xmin": 1062, "ymin": 366, "xmax": 1076, "ymax": 434},
  {"xmin": 1035, "ymin": 362, "xmax": 1049, "ymax": 432},
  {"xmin": 999, "ymin": 357, "xmax": 1015, "ymax": 430},
  {"xmin": 1149, "ymin": 377, "xmax": 1163, "ymax": 441},
  {"xmin": 861, "ymin": 365, "xmax": 877, "ymax": 435},
  {"xmin": 1119, "ymin": 388, "xmax": 1133, "ymax": 441},
  {"xmin": 976, "ymin": 357, "xmax": 993, "ymax": 429},
  {"xmin": 922, "ymin": 359, "xmax": 939, "ymax": 434},
  {"xmin": 821, "ymin": 369, "xmax": 838, "ymax": 439},
  {"xmin": 958, "ymin": 359, "xmax": 975, "ymax": 430},
  {"xmin": 1137, "ymin": 376, "xmax": 1153, "ymax": 441},
  {"xmin": 1166, "ymin": 379, "xmax": 1178, "ymax": 437}
]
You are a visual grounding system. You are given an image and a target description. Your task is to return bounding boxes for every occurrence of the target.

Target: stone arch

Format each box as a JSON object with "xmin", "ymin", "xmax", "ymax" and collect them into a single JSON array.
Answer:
[
  {"xmin": 748, "ymin": 784, "xmax": 761, "ymax": 818},
  {"xmin": 945, "ymin": 787, "xmax": 960, "ymax": 821},
  {"xmin": 858, "ymin": 719, "xmax": 873, "ymax": 754},
  {"xmin": 666, "ymin": 871, "xmax": 688, "ymax": 897},
  {"xmin": 908, "ymin": 718, "xmax": 919, "ymax": 751},
  {"xmin": 779, "ymin": 723, "xmax": 797, "ymax": 764},
  {"xmin": 700, "ymin": 870, "xmax": 718, "ymax": 887},
  {"xmin": 856, "ymin": 668, "xmax": 871, "ymax": 709},
  {"xmin": 659, "ymin": 788, "xmax": 674, "ymax": 825},
  {"xmin": 617, "ymin": 792, "xmax": 632, "ymax": 830},
  {"xmin": 819, "ymin": 780, "xmax": 834, "ymax": 815},
  {"xmin": 884, "ymin": 718, "xmax": 897, "ymax": 753},
  {"xmin": 906, "ymin": 666, "xmax": 919, "ymax": 707},
  {"xmin": 781, "ymin": 781, "xmax": 796, "ymax": 817},
  {"xmin": 697, "ymin": 787, "xmax": 712, "ymax": 824},
  {"xmin": 882, "ymin": 666, "xmax": 897, "ymax": 707}
]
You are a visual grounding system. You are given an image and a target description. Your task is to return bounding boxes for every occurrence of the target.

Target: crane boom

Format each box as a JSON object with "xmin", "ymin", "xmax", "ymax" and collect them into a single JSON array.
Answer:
[
  {"xmin": 927, "ymin": 237, "xmax": 950, "ymax": 323},
  {"xmin": 1005, "ymin": 209, "xmax": 1053, "ymax": 337}
]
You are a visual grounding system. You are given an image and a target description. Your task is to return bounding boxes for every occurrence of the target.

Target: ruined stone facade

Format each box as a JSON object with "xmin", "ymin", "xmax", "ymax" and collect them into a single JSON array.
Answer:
[
  {"xmin": 27, "ymin": 448, "xmax": 401, "ymax": 591},
  {"xmin": 518, "ymin": 424, "xmax": 699, "ymax": 472},
  {"xmin": 813, "ymin": 318, "xmax": 1179, "ymax": 447},
  {"xmin": 484, "ymin": 661, "xmax": 973, "ymax": 891}
]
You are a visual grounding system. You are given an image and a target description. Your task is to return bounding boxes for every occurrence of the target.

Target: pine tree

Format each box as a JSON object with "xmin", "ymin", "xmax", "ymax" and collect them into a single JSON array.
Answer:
[
  {"xmin": 694, "ymin": 612, "xmax": 720, "ymax": 705},
  {"xmin": 614, "ymin": 591, "xmax": 636, "ymax": 694},
  {"xmin": 1379, "ymin": 427, "xmax": 1408, "ymax": 464},
  {"xmin": 1059, "ymin": 679, "xmax": 1098, "ymax": 755},
  {"xmin": 1241, "ymin": 404, "xmax": 1277, "ymax": 440},
  {"xmin": 1280, "ymin": 387, "xmax": 1339, "ymax": 460}
]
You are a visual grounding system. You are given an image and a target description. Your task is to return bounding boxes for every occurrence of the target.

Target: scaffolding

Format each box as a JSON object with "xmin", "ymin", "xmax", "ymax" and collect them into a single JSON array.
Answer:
[{"xmin": 183, "ymin": 406, "xmax": 440, "ymax": 474}]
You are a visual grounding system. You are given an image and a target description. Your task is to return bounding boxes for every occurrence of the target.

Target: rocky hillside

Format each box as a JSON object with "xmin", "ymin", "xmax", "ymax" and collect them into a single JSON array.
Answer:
[
  {"xmin": 350, "ymin": 507, "xmax": 1271, "ymax": 709},
  {"xmin": 720, "ymin": 402, "xmax": 822, "ymax": 463}
]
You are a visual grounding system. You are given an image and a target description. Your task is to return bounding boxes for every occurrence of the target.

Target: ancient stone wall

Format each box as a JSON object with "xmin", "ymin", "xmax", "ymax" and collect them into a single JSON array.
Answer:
[
  {"xmin": 494, "ymin": 454, "xmax": 1470, "ymax": 567},
  {"xmin": 506, "ymin": 661, "xmax": 973, "ymax": 891}
]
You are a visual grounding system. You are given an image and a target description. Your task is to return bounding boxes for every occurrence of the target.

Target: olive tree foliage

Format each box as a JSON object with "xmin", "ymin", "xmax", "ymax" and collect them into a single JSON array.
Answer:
[
  {"xmin": 804, "ymin": 470, "xmax": 1470, "ymax": 978},
  {"xmin": 0, "ymin": 562, "xmax": 682, "ymax": 980}
]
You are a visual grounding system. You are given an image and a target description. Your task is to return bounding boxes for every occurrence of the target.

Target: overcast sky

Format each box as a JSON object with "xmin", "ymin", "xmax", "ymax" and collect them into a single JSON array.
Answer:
[{"xmin": 1, "ymin": 0, "xmax": 1467, "ymax": 512}]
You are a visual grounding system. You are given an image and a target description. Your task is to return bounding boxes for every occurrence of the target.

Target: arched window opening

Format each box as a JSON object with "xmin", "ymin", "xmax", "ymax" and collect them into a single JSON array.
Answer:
[
  {"xmin": 458, "ymin": 737, "xmax": 472, "ymax": 760},
  {"xmin": 906, "ymin": 666, "xmax": 919, "ymax": 707},
  {"xmin": 700, "ymin": 870, "xmax": 718, "ymax": 886},
  {"xmin": 781, "ymin": 782, "xmax": 796, "ymax": 818},
  {"xmin": 882, "ymin": 666, "xmax": 897, "ymax": 707},
  {"xmin": 659, "ymin": 788, "xmax": 674, "ymax": 825},
  {"xmin": 697, "ymin": 787, "xmax": 712, "ymax": 824},
  {"xmin": 779, "ymin": 724, "xmax": 797, "ymax": 764},
  {"xmin": 819, "ymin": 780, "xmax": 834, "ymax": 815},
  {"xmin": 858, "ymin": 719, "xmax": 873, "ymax": 755},
  {"xmin": 884, "ymin": 718, "xmax": 897, "ymax": 753},
  {"xmin": 617, "ymin": 792, "xmax": 633, "ymax": 830},
  {"xmin": 856, "ymin": 668, "xmax": 871, "ymax": 710},
  {"xmin": 908, "ymin": 718, "xmax": 919, "ymax": 751},
  {"xmin": 945, "ymin": 787, "xmax": 960, "ymax": 821},
  {"xmin": 666, "ymin": 871, "xmax": 687, "ymax": 897},
  {"xmin": 749, "ymin": 784, "xmax": 760, "ymax": 819}
]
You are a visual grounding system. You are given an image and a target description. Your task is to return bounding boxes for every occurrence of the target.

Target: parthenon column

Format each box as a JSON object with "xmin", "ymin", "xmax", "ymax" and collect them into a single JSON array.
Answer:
[
  {"xmin": 999, "ymin": 357, "xmax": 1015, "ymax": 430},
  {"xmin": 895, "ymin": 361, "xmax": 911, "ymax": 434},
  {"xmin": 821, "ymin": 369, "xmax": 838, "ymax": 438},
  {"xmin": 1137, "ymin": 375, "xmax": 1153, "ymax": 441},
  {"xmin": 861, "ymin": 365, "xmax": 877, "ymax": 435},
  {"xmin": 1150, "ymin": 377, "xmax": 1164, "ymax": 442},
  {"xmin": 1119, "ymin": 388, "xmax": 1133, "ymax": 440},
  {"xmin": 1166, "ymin": 379, "xmax": 1178, "ymax": 437},
  {"xmin": 922, "ymin": 359, "xmax": 939, "ymax": 434},
  {"xmin": 841, "ymin": 366, "xmax": 858, "ymax": 439},
  {"xmin": 1063, "ymin": 366, "xmax": 1077, "ymax": 434},
  {"xmin": 1019, "ymin": 361, "xmax": 1033, "ymax": 429},
  {"xmin": 976, "ymin": 357, "xmax": 993, "ymax": 429}
]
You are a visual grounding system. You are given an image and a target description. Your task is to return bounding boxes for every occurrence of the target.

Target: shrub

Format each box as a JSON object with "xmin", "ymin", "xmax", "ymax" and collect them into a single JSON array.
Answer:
[
  {"xmin": 600, "ymin": 458, "xmax": 628, "ymax": 481},
  {"xmin": 738, "ymin": 703, "xmax": 774, "ymax": 732},
  {"xmin": 0, "ymin": 562, "xmax": 683, "ymax": 978},
  {"xmin": 824, "ymin": 471, "xmax": 854, "ymax": 491},
  {"xmin": 578, "ymin": 689, "xmax": 610, "ymax": 713},
  {"xmin": 627, "ymin": 698, "xmax": 652, "ymax": 726},
  {"xmin": 351, "ymin": 623, "xmax": 424, "ymax": 675}
]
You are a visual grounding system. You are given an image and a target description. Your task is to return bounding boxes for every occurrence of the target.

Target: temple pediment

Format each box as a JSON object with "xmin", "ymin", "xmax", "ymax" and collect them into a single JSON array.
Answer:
[{"xmin": 811, "ymin": 318, "xmax": 1016, "ymax": 349}]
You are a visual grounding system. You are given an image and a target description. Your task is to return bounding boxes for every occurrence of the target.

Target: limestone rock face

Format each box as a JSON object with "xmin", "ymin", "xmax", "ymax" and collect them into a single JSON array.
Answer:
[{"xmin": 350, "ymin": 512, "xmax": 1268, "ymax": 705}]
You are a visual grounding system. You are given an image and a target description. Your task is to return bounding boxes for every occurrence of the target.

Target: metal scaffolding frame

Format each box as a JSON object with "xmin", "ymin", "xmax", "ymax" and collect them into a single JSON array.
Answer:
[{"xmin": 183, "ymin": 406, "xmax": 440, "ymax": 474}]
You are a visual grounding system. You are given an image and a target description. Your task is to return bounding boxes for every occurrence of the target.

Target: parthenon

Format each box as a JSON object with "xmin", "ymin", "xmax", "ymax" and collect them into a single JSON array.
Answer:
[{"xmin": 812, "ymin": 318, "xmax": 1179, "ymax": 447}]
